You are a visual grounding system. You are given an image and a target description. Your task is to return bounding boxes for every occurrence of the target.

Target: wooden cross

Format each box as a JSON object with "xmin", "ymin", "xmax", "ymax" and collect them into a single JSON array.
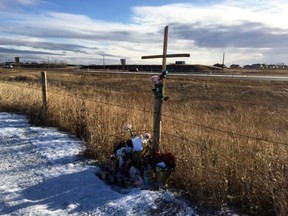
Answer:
[{"xmin": 141, "ymin": 26, "xmax": 190, "ymax": 152}]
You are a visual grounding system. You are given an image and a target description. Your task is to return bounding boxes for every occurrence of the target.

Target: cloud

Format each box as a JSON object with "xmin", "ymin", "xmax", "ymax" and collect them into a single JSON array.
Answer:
[
  {"xmin": 129, "ymin": 1, "xmax": 288, "ymax": 64},
  {"xmin": 0, "ymin": 47, "xmax": 61, "ymax": 55},
  {"xmin": 0, "ymin": 0, "xmax": 44, "ymax": 10},
  {"xmin": 0, "ymin": 10, "xmax": 162, "ymax": 63},
  {"xmin": 4, "ymin": 12, "xmax": 159, "ymax": 44},
  {"xmin": 0, "ymin": 38, "xmax": 90, "ymax": 53},
  {"xmin": 131, "ymin": 1, "xmax": 288, "ymax": 29},
  {"xmin": 15, "ymin": 0, "xmax": 42, "ymax": 5},
  {"xmin": 171, "ymin": 22, "xmax": 288, "ymax": 48},
  {"xmin": 1, "ymin": 0, "xmax": 288, "ymax": 65}
]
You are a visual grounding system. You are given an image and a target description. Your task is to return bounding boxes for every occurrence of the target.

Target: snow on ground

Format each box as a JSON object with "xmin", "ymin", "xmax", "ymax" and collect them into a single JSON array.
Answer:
[{"xmin": 0, "ymin": 112, "xmax": 197, "ymax": 216}]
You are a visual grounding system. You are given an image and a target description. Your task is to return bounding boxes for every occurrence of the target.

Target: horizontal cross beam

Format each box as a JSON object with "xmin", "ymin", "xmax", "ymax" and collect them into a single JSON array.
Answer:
[{"xmin": 141, "ymin": 53, "xmax": 190, "ymax": 59}]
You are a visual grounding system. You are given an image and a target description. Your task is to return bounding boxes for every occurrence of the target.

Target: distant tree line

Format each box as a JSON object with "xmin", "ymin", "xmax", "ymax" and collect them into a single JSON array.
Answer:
[
  {"xmin": 80, "ymin": 64, "xmax": 221, "ymax": 73},
  {"xmin": 0, "ymin": 61, "xmax": 68, "ymax": 69},
  {"xmin": 214, "ymin": 63, "xmax": 288, "ymax": 69}
]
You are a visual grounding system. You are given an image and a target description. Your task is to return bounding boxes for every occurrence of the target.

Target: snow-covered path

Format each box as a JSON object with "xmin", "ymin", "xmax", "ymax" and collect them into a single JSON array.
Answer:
[{"xmin": 0, "ymin": 112, "xmax": 197, "ymax": 216}]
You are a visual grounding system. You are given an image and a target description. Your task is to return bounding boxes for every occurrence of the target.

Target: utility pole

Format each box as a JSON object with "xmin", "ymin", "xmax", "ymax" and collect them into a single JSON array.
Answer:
[
  {"xmin": 222, "ymin": 52, "xmax": 225, "ymax": 73},
  {"xmin": 103, "ymin": 54, "xmax": 105, "ymax": 69}
]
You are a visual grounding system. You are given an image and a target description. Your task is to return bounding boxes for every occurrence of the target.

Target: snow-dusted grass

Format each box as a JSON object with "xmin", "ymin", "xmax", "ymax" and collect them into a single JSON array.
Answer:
[
  {"xmin": 0, "ymin": 112, "xmax": 196, "ymax": 215},
  {"xmin": 1, "ymin": 70, "xmax": 288, "ymax": 215}
]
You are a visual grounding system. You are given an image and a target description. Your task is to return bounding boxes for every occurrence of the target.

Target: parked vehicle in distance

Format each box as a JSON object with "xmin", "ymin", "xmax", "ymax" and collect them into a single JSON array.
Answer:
[
  {"xmin": 2, "ymin": 64, "xmax": 13, "ymax": 69},
  {"xmin": 129, "ymin": 67, "xmax": 139, "ymax": 72}
]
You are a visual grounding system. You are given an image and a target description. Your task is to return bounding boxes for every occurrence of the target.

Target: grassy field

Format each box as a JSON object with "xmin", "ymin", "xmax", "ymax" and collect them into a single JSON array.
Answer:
[{"xmin": 1, "ymin": 67, "xmax": 288, "ymax": 215}]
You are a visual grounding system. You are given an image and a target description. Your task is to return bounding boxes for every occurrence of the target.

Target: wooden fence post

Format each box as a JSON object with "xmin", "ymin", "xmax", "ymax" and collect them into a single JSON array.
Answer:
[{"xmin": 41, "ymin": 71, "xmax": 48, "ymax": 124}]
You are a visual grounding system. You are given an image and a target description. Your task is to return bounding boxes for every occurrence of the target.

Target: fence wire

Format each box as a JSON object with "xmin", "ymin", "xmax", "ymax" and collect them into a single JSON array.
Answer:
[{"xmin": 0, "ymin": 80, "xmax": 287, "ymax": 146}]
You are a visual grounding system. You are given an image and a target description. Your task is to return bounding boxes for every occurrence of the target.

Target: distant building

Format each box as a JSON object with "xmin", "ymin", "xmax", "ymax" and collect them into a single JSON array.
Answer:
[
  {"xmin": 213, "ymin": 63, "xmax": 226, "ymax": 68},
  {"xmin": 2, "ymin": 63, "xmax": 13, "ymax": 69},
  {"xmin": 251, "ymin": 64, "xmax": 264, "ymax": 69},
  {"xmin": 243, "ymin": 65, "xmax": 252, "ymax": 69},
  {"xmin": 175, "ymin": 61, "xmax": 185, "ymax": 65},
  {"xmin": 268, "ymin": 64, "xmax": 276, "ymax": 69},
  {"xmin": 230, "ymin": 64, "xmax": 241, "ymax": 69}
]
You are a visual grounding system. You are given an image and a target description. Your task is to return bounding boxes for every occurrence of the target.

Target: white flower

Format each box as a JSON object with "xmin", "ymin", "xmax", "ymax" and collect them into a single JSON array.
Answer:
[
  {"xmin": 143, "ymin": 133, "xmax": 151, "ymax": 139},
  {"xmin": 124, "ymin": 124, "xmax": 132, "ymax": 131}
]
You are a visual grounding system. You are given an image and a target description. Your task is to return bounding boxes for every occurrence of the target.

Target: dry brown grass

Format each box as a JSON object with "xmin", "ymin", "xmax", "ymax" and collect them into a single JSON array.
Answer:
[{"xmin": 1, "ymin": 68, "xmax": 288, "ymax": 215}]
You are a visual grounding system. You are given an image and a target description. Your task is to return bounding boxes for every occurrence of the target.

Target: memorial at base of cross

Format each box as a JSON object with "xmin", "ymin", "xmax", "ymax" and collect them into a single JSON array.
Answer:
[
  {"xmin": 97, "ymin": 124, "xmax": 176, "ymax": 190},
  {"xmin": 96, "ymin": 26, "xmax": 189, "ymax": 190}
]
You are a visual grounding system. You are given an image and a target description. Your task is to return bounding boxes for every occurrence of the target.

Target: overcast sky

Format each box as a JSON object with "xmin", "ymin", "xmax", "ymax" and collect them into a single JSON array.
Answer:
[{"xmin": 0, "ymin": 0, "xmax": 287, "ymax": 66}]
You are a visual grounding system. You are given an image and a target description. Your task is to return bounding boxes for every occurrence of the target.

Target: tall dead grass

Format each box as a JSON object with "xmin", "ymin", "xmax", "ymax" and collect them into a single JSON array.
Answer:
[{"xmin": 0, "ymin": 71, "xmax": 287, "ymax": 215}]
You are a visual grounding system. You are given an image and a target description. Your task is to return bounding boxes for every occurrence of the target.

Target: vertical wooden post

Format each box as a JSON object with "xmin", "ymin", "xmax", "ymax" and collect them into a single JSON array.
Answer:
[
  {"xmin": 41, "ymin": 71, "xmax": 48, "ymax": 124},
  {"xmin": 152, "ymin": 26, "xmax": 169, "ymax": 153},
  {"xmin": 152, "ymin": 99, "xmax": 161, "ymax": 152},
  {"xmin": 141, "ymin": 26, "xmax": 190, "ymax": 153},
  {"xmin": 161, "ymin": 26, "xmax": 168, "ymax": 100}
]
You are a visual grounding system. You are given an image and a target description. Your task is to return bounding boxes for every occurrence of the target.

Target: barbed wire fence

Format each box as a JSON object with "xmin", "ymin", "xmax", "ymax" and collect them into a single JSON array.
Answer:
[
  {"xmin": 1, "ymin": 71, "xmax": 287, "ymax": 214},
  {"xmin": 1, "ymin": 76, "xmax": 287, "ymax": 148}
]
